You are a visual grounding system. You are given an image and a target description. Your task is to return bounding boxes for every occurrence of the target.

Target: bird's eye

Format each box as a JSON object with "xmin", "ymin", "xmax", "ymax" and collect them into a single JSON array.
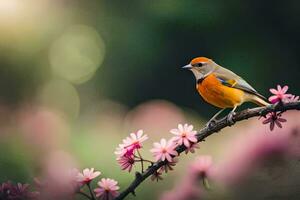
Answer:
[{"xmin": 195, "ymin": 63, "xmax": 203, "ymax": 67}]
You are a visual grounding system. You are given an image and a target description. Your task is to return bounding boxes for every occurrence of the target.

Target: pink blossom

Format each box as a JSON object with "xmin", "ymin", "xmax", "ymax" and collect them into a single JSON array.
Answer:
[
  {"xmin": 116, "ymin": 155, "xmax": 135, "ymax": 172},
  {"xmin": 170, "ymin": 124, "xmax": 197, "ymax": 148},
  {"xmin": 123, "ymin": 129, "xmax": 148, "ymax": 149},
  {"xmin": 150, "ymin": 138, "xmax": 178, "ymax": 162},
  {"xmin": 189, "ymin": 156, "xmax": 213, "ymax": 177},
  {"xmin": 115, "ymin": 130, "xmax": 148, "ymax": 157},
  {"xmin": 114, "ymin": 145, "xmax": 131, "ymax": 158},
  {"xmin": 184, "ymin": 143, "xmax": 200, "ymax": 154},
  {"xmin": 94, "ymin": 178, "xmax": 119, "ymax": 200},
  {"xmin": 268, "ymin": 85, "xmax": 292, "ymax": 103},
  {"xmin": 76, "ymin": 168, "xmax": 101, "ymax": 184},
  {"xmin": 159, "ymin": 158, "xmax": 178, "ymax": 173},
  {"xmin": 262, "ymin": 112, "xmax": 287, "ymax": 131},
  {"xmin": 286, "ymin": 95, "xmax": 299, "ymax": 103}
]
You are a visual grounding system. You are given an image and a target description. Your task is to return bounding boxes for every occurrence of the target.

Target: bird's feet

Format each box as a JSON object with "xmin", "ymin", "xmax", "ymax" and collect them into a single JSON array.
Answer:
[
  {"xmin": 205, "ymin": 118, "xmax": 217, "ymax": 129},
  {"xmin": 227, "ymin": 111, "xmax": 236, "ymax": 126}
]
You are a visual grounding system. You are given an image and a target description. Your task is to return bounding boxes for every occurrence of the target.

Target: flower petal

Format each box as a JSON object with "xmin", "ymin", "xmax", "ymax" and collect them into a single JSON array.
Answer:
[{"xmin": 281, "ymin": 85, "xmax": 289, "ymax": 93}]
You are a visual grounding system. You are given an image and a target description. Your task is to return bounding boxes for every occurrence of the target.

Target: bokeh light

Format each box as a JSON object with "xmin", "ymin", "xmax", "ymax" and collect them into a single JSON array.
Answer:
[
  {"xmin": 18, "ymin": 107, "xmax": 70, "ymax": 154},
  {"xmin": 0, "ymin": 0, "xmax": 71, "ymax": 55},
  {"xmin": 38, "ymin": 79, "xmax": 80, "ymax": 119},
  {"xmin": 49, "ymin": 25, "xmax": 105, "ymax": 84}
]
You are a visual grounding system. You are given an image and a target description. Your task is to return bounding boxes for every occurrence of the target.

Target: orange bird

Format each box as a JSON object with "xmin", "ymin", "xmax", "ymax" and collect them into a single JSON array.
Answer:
[{"xmin": 183, "ymin": 57, "xmax": 269, "ymax": 125}]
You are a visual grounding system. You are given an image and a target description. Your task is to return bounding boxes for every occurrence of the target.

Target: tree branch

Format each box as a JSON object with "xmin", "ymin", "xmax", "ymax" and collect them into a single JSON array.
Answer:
[{"xmin": 114, "ymin": 102, "xmax": 300, "ymax": 200}]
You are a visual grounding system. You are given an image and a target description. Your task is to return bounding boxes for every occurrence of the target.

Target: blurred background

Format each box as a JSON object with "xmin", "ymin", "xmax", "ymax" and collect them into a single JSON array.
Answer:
[{"xmin": 0, "ymin": 0, "xmax": 300, "ymax": 199}]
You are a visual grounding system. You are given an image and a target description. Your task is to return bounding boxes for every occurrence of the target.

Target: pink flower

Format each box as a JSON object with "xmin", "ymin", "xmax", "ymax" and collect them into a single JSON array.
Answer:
[
  {"xmin": 116, "ymin": 155, "xmax": 135, "ymax": 172},
  {"xmin": 190, "ymin": 156, "xmax": 213, "ymax": 177},
  {"xmin": 94, "ymin": 178, "xmax": 120, "ymax": 200},
  {"xmin": 286, "ymin": 95, "xmax": 299, "ymax": 103},
  {"xmin": 115, "ymin": 130, "xmax": 148, "ymax": 157},
  {"xmin": 150, "ymin": 138, "xmax": 178, "ymax": 162},
  {"xmin": 184, "ymin": 143, "xmax": 200, "ymax": 154},
  {"xmin": 76, "ymin": 168, "xmax": 101, "ymax": 184},
  {"xmin": 262, "ymin": 112, "xmax": 287, "ymax": 131},
  {"xmin": 170, "ymin": 124, "xmax": 197, "ymax": 148},
  {"xmin": 115, "ymin": 145, "xmax": 132, "ymax": 158},
  {"xmin": 123, "ymin": 129, "xmax": 148, "ymax": 149},
  {"xmin": 159, "ymin": 158, "xmax": 178, "ymax": 173},
  {"xmin": 268, "ymin": 85, "xmax": 292, "ymax": 103}
]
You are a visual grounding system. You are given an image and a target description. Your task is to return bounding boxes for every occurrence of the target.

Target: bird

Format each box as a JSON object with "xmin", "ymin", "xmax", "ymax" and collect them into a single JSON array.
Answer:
[{"xmin": 182, "ymin": 57, "xmax": 269, "ymax": 125}]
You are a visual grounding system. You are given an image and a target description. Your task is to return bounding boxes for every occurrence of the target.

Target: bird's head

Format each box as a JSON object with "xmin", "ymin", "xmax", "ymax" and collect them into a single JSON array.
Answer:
[{"xmin": 182, "ymin": 57, "xmax": 217, "ymax": 80}]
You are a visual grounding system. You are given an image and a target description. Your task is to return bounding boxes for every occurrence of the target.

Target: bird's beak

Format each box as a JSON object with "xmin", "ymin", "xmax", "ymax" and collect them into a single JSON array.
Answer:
[{"xmin": 182, "ymin": 64, "xmax": 192, "ymax": 69}]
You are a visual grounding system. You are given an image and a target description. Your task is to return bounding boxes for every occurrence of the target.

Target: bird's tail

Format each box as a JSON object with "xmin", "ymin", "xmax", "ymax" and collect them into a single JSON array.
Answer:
[{"xmin": 248, "ymin": 94, "xmax": 270, "ymax": 106}]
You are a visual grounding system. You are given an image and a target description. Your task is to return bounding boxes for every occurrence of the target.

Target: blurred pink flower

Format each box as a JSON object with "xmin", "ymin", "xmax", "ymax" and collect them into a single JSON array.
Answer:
[
  {"xmin": 114, "ymin": 145, "xmax": 129, "ymax": 158},
  {"xmin": 151, "ymin": 170, "xmax": 163, "ymax": 182},
  {"xmin": 262, "ymin": 112, "xmax": 287, "ymax": 131},
  {"xmin": 184, "ymin": 143, "xmax": 200, "ymax": 154},
  {"xmin": 170, "ymin": 124, "xmax": 197, "ymax": 148},
  {"xmin": 150, "ymin": 138, "xmax": 178, "ymax": 162},
  {"xmin": 212, "ymin": 127, "xmax": 291, "ymax": 186},
  {"xmin": 268, "ymin": 85, "xmax": 292, "ymax": 103},
  {"xmin": 38, "ymin": 151, "xmax": 79, "ymax": 199},
  {"xmin": 18, "ymin": 107, "xmax": 69, "ymax": 153},
  {"xmin": 94, "ymin": 178, "xmax": 119, "ymax": 200},
  {"xmin": 116, "ymin": 155, "xmax": 135, "ymax": 172},
  {"xmin": 69, "ymin": 168, "xmax": 82, "ymax": 190},
  {"xmin": 125, "ymin": 100, "xmax": 185, "ymax": 134},
  {"xmin": 115, "ymin": 130, "xmax": 148, "ymax": 158},
  {"xmin": 0, "ymin": 182, "xmax": 39, "ymax": 199},
  {"xmin": 190, "ymin": 156, "xmax": 213, "ymax": 177},
  {"xmin": 159, "ymin": 158, "xmax": 178, "ymax": 173},
  {"xmin": 160, "ymin": 177, "xmax": 201, "ymax": 200},
  {"xmin": 76, "ymin": 168, "xmax": 101, "ymax": 184}
]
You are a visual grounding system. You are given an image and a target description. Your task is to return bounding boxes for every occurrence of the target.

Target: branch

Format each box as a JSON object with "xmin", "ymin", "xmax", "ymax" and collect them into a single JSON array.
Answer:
[{"xmin": 114, "ymin": 101, "xmax": 300, "ymax": 200}]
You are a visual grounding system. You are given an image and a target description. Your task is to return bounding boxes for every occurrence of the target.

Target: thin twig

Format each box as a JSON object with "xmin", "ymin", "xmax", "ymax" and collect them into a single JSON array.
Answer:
[
  {"xmin": 136, "ymin": 149, "xmax": 144, "ymax": 173},
  {"xmin": 87, "ymin": 183, "xmax": 96, "ymax": 200},
  {"xmin": 134, "ymin": 159, "xmax": 154, "ymax": 164},
  {"xmin": 114, "ymin": 101, "xmax": 300, "ymax": 200}
]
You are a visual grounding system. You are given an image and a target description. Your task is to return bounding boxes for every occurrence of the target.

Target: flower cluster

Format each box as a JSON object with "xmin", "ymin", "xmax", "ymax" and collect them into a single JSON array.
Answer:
[
  {"xmin": 76, "ymin": 168, "xmax": 120, "ymax": 200},
  {"xmin": 115, "ymin": 124, "xmax": 198, "ymax": 181},
  {"xmin": 149, "ymin": 123, "xmax": 198, "ymax": 178},
  {"xmin": 115, "ymin": 130, "xmax": 148, "ymax": 172},
  {"xmin": 2, "ymin": 84, "xmax": 298, "ymax": 200},
  {"xmin": 151, "ymin": 124, "xmax": 198, "ymax": 161},
  {"xmin": 262, "ymin": 85, "xmax": 299, "ymax": 131}
]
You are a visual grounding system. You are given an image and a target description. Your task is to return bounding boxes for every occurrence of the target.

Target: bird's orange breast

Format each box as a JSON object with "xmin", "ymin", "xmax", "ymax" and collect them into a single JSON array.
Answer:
[{"xmin": 197, "ymin": 74, "xmax": 245, "ymax": 108}]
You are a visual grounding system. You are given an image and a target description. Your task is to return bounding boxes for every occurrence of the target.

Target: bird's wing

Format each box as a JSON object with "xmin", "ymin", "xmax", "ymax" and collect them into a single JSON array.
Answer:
[{"xmin": 214, "ymin": 66, "xmax": 267, "ymax": 100}]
